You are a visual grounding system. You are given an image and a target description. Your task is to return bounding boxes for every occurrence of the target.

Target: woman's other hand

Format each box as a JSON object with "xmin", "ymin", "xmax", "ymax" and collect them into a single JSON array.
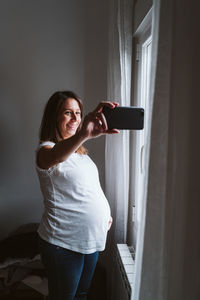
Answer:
[{"xmin": 80, "ymin": 101, "xmax": 120, "ymax": 139}]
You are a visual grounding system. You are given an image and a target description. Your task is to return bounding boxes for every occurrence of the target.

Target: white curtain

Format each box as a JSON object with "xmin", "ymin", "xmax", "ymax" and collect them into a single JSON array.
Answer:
[
  {"xmin": 105, "ymin": 1, "xmax": 133, "ymax": 299},
  {"xmin": 132, "ymin": 0, "xmax": 200, "ymax": 299},
  {"xmin": 105, "ymin": 0, "xmax": 133, "ymax": 244}
]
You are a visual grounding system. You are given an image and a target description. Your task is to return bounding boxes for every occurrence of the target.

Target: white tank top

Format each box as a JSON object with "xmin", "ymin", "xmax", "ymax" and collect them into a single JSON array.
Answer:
[{"xmin": 36, "ymin": 141, "xmax": 111, "ymax": 254}]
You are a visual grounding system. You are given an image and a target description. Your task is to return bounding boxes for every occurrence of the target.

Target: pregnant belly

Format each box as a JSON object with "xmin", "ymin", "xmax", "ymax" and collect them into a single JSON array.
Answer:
[
  {"xmin": 46, "ymin": 197, "xmax": 110, "ymax": 234},
  {"xmin": 78, "ymin": 198, "xmax": 110, "ymax": 228}
]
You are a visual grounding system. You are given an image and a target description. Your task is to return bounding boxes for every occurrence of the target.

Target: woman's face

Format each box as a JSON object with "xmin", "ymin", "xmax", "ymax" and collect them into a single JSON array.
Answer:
[{"xmin": 57, "ymin": 98, "xmax": 82, "ymax": 139}]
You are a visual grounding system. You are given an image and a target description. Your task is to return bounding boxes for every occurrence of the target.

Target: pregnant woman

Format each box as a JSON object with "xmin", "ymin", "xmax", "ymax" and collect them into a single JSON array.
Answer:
[{"xmin": 36, "ymin": 91, "xmax": 119, "ymax": 300}]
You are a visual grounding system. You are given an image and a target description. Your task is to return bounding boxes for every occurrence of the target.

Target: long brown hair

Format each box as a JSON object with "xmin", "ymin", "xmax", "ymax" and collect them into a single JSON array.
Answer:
[{"xmin": 39, "ymin": 91, "xmax": 87, "ymax": 154}]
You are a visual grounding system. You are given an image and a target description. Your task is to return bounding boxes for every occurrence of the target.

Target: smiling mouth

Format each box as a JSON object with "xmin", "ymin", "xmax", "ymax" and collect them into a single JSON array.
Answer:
[{"xmin": 66, "ymin": 124, "xmax": 78, "ymax": 130}]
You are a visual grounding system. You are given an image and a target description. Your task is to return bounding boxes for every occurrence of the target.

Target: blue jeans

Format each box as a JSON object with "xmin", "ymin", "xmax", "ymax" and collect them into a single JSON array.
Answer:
[{"xmin": 38, "ymin": 236, "xmax": 99, "ymax": 300}]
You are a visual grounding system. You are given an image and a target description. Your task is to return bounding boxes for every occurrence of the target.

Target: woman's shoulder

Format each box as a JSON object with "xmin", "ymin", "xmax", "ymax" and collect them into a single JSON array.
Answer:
[
  {"xmin": 35, "ymin": 141, "xmax": 55, "ymax": 154},
  {"xmin": 35, "ymin": 141, "xmax": 56, "ymax": 171}
]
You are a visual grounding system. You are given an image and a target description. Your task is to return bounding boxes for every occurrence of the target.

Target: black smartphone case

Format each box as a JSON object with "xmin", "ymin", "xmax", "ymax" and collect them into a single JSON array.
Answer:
[{"xmin": 102, "ymin": 106, "xmax": 144, "ymax": 130}]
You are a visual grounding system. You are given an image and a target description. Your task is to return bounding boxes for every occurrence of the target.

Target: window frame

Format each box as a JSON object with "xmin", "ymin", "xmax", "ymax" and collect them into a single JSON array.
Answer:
[{"xmin": 128, "ymin": 8, "xmax": 152, "ymax": 247}]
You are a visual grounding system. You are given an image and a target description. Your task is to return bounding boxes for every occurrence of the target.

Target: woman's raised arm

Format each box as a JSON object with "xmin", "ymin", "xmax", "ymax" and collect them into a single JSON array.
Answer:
[{"xmin": 37, "ymin": 101, "xmax": 119, "ymax": 170}]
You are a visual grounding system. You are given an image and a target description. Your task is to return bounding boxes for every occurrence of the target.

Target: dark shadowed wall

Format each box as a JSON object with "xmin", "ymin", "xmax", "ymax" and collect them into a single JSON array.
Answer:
[{"xmin": 0, "ymin": 0, "xmax": 109, "ymax": 240}]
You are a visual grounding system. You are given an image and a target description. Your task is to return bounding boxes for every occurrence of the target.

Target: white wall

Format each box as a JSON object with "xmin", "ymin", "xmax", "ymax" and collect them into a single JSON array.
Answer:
[{"xmin": 0, "ymin": 0, "xmax": 109, "ymax": 240}]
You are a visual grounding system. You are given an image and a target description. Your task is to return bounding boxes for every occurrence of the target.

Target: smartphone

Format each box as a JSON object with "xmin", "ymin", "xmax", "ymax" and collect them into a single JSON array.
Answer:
[{"xmin": 102, "ymin": 106, "xmax": 144, "ymax": 130}]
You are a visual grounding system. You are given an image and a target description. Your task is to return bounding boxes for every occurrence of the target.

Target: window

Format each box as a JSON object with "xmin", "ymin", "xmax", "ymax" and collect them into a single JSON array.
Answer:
[{"xmin": 130, "ymin": 9, "xmax": 152, "ymax": 247}]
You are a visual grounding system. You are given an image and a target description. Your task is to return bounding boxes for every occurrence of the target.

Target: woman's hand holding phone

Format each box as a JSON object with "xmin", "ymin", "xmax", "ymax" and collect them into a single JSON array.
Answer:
[{"xmin": 80, "ymin": 101, "xmax": 120, "ymax": 139}]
